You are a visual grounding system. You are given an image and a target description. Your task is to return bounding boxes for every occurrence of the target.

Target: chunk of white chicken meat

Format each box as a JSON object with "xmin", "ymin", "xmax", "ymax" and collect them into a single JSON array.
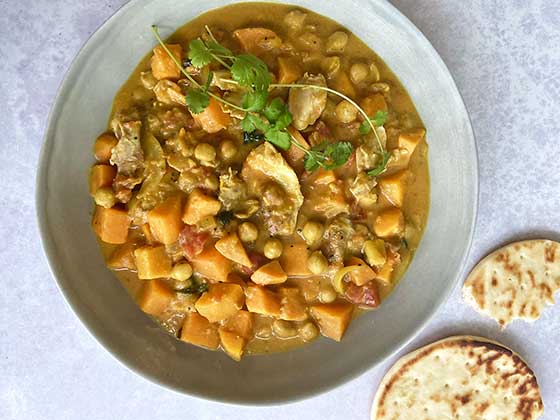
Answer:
[
  {"xmin": 153, "ymin": 80, "xmax": 186, "ymax": 106},
  {"xmin": 356, "ymin": 126, "xmax": 387, "ymax": 172},
  {"xmin": 349, "ymin": 172, "xmax": 378, "ymax": 209},
  {"xmin": 110, "ymin": 118, "xmax": 144, "ymax": 176},
  {"xmin": 241, "ymin": 142, "xmax": 303, "ymax": 236},
  {"xmin": 288, "ymin": 73, "xmax": 327, "ymax": 130},
  {"xmin": 218, "ymin": 169, "xmax": 248, "ymax": 211}
]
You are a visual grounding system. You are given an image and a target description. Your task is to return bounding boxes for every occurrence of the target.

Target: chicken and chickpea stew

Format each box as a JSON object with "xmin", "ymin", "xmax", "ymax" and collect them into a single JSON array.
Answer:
[{"xmin": 90, "ymin": 3, "xmax": 429, "ymax": 361}]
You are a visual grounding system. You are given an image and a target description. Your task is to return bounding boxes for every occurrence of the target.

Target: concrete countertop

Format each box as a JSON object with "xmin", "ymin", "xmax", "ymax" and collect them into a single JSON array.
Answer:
[{"xmin": 1, "ymin": 0, "xmax": 559, "ymax": 418}]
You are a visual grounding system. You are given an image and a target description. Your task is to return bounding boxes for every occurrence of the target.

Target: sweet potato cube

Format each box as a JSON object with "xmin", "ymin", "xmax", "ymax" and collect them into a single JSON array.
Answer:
[
  {"xmin": 107, "ymin": 242, "xmax": 136, "ymax": 270},
  {"xmin": 378, "ymin": 171, "xmax": 408, "ymax": 208},
  {"xmin": 222, "ymin": 310, "xmax": 253, "ymax": 338},
  {"xmin": 218, "ymin": 328, "xmax": 245, "ymax": 361},
  {"xmin": 215, "ymin": 232, "xmax": 252, "ymax": 267},
  {"xmin": 147, "ymin": 194, "xmax": 184, "ymax": 244},
  {"xmin": 251, "ymin": 260, "xmax": 288, "ymax": 285},
  {"xmin": 280, "ymin": 243, "xmax": 311, "ymax": 276},
  {"xmin": 191, "ymin": 246, "xmax": 232, "ymax": 282},
  {"xmin": 94, "ymin": 133, "xmax": 118, "ymax": 163},
  {"xmin": 92, "ymin": 206, "xmax": 130, "ymax": 244},
  {"xmin": 182, "ymin": 188, "xmax": 222, "ymax": 225},
  {"xmin": 310, "ymin": 302, "xmax": 354, "ymax": 341},
  {"xmin": 138, "ymin": 279, "xmax": 174, "ymax": 316},
  {"xmin": 347, "ymin": 257, "xmax": 377, "ymax": 286},
  {"xmin": 277, "ymin": 56, "xmax": 302, "ymax": 84},
  {"xmin": 234, "ymin": 27, "xmax": 280, "ymax": 55},
  {"xmin": 192, "ymin": 98, "xmax": 231, "ymax": 133},
  {"xmin": 226, "ymin": 273, "xmax": 248, "ymax": 289},
  {"xmin": 195, "ymin": 283, "xmax": 245, "ymax": 323},
  {"xmin": 245, "ymin": 284, "xmax": 282, "ymax": 317},
  {"xmin": 360, "ymin": 93, "xmax": 387, "ymax": 117},
  {"xmin": 397, "ymin": 129, "xmax": 425, "ymax": 167},
  {"xmin": 89, "ymin": 164, "xmax": 116, "ymax": 195},
  {"xmin": 180, "ymin": 312, "xmax": 219, "ymax": 350},
  {"xmin": 331, "ymin": 71, "xmax": 356, "ymax": 98},
  {"xmin": 151, "ymin": 44, "xmax": 182, "ymax": 80},
  {"xmin": 134, "ymin": 245, "xmax": 172, "ymax": 279},
  {"xmin": 278, "ymin": 287, "xmax": 307, "ymax": 321},
  {"xmin": 373, "ymin": 208, "xmax": 404, "ymax": 238}
]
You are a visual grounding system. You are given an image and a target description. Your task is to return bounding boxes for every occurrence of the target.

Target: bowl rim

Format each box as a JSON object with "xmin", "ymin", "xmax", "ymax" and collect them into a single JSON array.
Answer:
[{"xmin": 36, "ymin": 0, "xmax": 478, "ymax": 405}]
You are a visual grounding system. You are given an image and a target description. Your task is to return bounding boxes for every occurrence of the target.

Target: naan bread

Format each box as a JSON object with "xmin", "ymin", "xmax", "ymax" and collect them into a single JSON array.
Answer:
[
  {"xmin": 463, "ymin": 239, "xmax": 560, "ymax": 327},
  {"xmin": 371, "ymin": 336, "xmax": 543, "ymax": 420}
]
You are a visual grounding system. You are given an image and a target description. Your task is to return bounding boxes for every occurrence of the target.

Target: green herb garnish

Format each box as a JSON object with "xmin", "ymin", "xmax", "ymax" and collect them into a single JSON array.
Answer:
[
  {"xmin": 217, "ymin": 210, "xmax": 234, "ymax": 225},
  {"xmin": 151, "ymin": 25, "xmax": 390, "ymax": 176},
  {"xmin": 304, "ymin": 141, "xmax": 354, "ymax": 172}
]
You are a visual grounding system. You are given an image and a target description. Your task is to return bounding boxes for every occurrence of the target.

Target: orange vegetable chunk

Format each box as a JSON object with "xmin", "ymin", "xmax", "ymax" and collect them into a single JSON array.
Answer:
[
  {"xmin": 94, "ymin": 133, "xmax": 118, "ymax": 163},
  {"xmin": 192, "ymin": 98, "xmax": 231, "ymax": 133},
  {"xmin": 251, "ymin": 260, "xmax": 288, "ymax": 285},
  {"xmin": 346, "ymin": 257, "xmax": 377, "ymax": 286},
  {"xmin": 151, "ymin": 44, "xmax": 182, "ymax": 80},
  {"xmin": 195, "ymin": 283, "xmax": 245, "ymax": 323},
  {"xmin": 92, "ymin": 206, "xmax": 130, "ymax": 244},
  {"xmin": 215, "ymin": 232, "xmax": 252, "ymax": 267},
  {"xmin": 182, "ymin": 188, "xmax": 221, "ymax": 225},
  {"xmin": 147, "ymin": 194, "xmax": 184, "ymax": 244},
  {"xmin": 373, "ymin": 208, "xmax": 404, "ymax": 238},
  {"xmin": 134, "ymin": 245, "xmax": 172, "ymax": 279},
  {"xmin": 138, "ymin": 279, "xmax": 174, "ymax": 316},
  {"xmin": 310, "ymin": 302, "xmax": 354, "ymax": 341},
  {"xmin": 180, "ymin": 312, "xmax": 220, "ymax": 350},
  {"xmin": 89, "ymin": 164, "xmax": 116, "ymax": 195},
  {"xmin": 191, "ymin": 245, "xmax": 232, "ymax": 282},
  {"xmin": 280, "ymin": 242, "xmax": 311, "ymax": 276},
  {"xmin": 277, "ymin": 56, "xmax": 302, "ymax": 84},
  {"xmin": 218, "ymin": 328, "xmax": 245, "ymax": 361},
  {"xmin": 245, "ymin": 284, "xmax": 282, "ymax": 317}
]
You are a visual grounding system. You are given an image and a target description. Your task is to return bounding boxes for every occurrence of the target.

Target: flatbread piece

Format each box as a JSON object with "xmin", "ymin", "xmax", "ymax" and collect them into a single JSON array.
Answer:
[
  {"xmin": 371, "ymin": 336, "xmax": 543, "ymax": 420},
  {"xmin": 463, "ymin": 239, "xmax": 560, "ymax": 327}
]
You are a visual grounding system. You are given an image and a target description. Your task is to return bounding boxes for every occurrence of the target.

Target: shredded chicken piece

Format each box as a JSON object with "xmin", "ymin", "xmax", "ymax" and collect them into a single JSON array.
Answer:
[
  {"xmin": 356, "ymin": 127, "xmax": 387, "ymax": 172},
  {"xmin": 288, "ymin": 73, "xmax": 327, "ymax": 130},
  {"xmin": 219, "ymin": 169, "xmax": 248, "ymax": 211},
  {"xmin": 322, "ymin": 215, "xmax": 355, "ymax": 265},
  {"xmin": 241, "ymin": 143, "xmax": 303, "ymax": 235},
  {"xmin": 153, "ymin": 80, "xmax": 186, "ymax": 106}
]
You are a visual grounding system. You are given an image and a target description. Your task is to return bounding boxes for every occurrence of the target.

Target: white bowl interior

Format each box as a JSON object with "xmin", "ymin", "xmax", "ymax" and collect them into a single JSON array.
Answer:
[{"xmin": 37, "ymin": 0, "xmax": 477, "ymax": 404}]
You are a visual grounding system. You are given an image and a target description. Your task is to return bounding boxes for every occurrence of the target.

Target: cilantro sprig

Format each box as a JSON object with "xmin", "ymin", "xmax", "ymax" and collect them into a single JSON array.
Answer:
[{"xmin": 151, "ymin": 25, "xmax": 390, "ymax": 176}]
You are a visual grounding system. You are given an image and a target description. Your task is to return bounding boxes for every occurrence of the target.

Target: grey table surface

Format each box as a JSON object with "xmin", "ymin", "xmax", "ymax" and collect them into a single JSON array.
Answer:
[{"xmin": 1, "ymin": 0, "xmax": 559, "ymax": 419}]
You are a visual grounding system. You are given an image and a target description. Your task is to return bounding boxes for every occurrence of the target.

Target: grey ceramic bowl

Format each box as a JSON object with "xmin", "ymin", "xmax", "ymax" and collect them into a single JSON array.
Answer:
[{"xmin": 37, "ymin": 0, "xmax": 477, "ymax": 405}]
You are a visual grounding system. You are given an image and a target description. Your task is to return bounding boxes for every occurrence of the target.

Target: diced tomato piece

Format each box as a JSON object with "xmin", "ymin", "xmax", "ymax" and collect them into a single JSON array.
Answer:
[
  {"xmin": 345, "ymin": 281, "xmax": 380, "ymax": 308},
  {"xmin": 178, "ymin": 225, "xmax": 210, "ymax": 260},
  {"xmin": 239, "ymin": 252, "xmax": 268, "ymax": 276}
]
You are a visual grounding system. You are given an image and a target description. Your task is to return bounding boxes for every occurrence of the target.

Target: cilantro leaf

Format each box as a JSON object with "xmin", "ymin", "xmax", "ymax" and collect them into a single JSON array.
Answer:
[
  {"xmin": 242, "ymin": 91, "xmax": 268, "ymax": 112},
  {"xmin": 359, "ymin": 110, "xmax": 389, "ymax": 135},
  {"xmin": 263, "ymin": 98, "xmax": 292, "ymax": 130},
  {"xmin": 204, "ymin": 72, "xmax": 214, "ymax": 91},
  {"xmin": 186, "ymin": 88, "xmax": 209, "ymax": 114},
  {"xmin": 367, "ymin": 151, "xmax": 391, "ymax": 177},
  {"xmin": 372, "ymin": 110, "xmax": 388, "ymax": 126},
  {"xmin": 206, "ymin": 40, "xmax": 232, "ymax": 57},
  {"xmin": 304, "ymin": 154, "xmax": 320, "ymax": 172},
  {"xmin": 303, "ymin": 141, "xmax": 354, "ymax": 172},
  {"xmin": 188, "ymin": 39, "xmax": 212, "ymax": 68},
  {"xmin": 231, "ymin": 54, "xmax": 272, "ymax": 91},
  {"xmin": 241, "ymin": 113, "xmax": 268, "ymax": 133},
  {"xmin": 264, "ymin": 127, "xmax": 291, "ymax": 150}
]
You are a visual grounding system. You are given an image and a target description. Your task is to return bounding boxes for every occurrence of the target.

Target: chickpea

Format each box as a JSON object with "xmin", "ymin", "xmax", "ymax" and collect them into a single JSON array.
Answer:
[
  {"xmin": 202, "ymin": 174, "xmax": 219, "ymax": 191},
  {"xmin": 363, "ymin": 239, "xmax": 387, "ymax": 266},
  {"xmin": 321, "ymin": 56, "xmax": 341, "ymax": 78},
  {"xmin": 300, "ymin": 322, "xmax": 319, "ymax": 342},
  {"xmin": 255, "ymin": 324, "xmax": 272, "ymax": 339},
  {"xmin": 307, "ymin": 251, "xmax": 328, "ymax": 275},
  {"xmin": 335, "ymin": 100, "xmax": 358, "ymax": 124},
  {"xmin": 326, "ymin": 31, "xmax": 348, "ymax": 53},
  {"xmin": 93, "ymin": 187, "xmax": 116, "ymax": 208},
  {"xmin": 319, "ymin": 284, "xmax": 337, "ymax": 303},
  {"xmin": 194, "ymin": 143, "xmax": 216, "ymax": 162},
  {"xmin": 300, "ymin": 32, "xmax": 322, "ymax": 50},
  {"xmin": 284, "ymin": 10, "xmax": 307, "ymax": 30},
  {"xmin": 272, "ymin": 319, "xmax": 298, "ymax": 338},
  {"xmin": 350, "ymin": 62, "xmax": 369, "ymax": 84},
  {"xmin": 238, "ymin": 222, "xmax": 258, "ymax": 243},
  {"xmin": 264, "ymin": 238, "xmax": 283, "ymax": 259},
  {"xmin": 171, "ymin": 262, "xmax": 193, "ymax": 281},
  {"xmin": 220, "ymin": 140, "xmax": 237, "ymax": 159},
  {"xmin": 302, "ymin": 221, "xmax": 324, "ymax": 245}
]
